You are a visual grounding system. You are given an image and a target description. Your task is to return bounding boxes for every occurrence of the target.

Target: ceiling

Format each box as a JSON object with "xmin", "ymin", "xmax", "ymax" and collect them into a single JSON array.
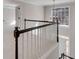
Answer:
[
  {"xmin": 4, "ymin": 0, "xmax": 75, "ymax": 7},
  {"xmin": 19, "ymin": 0, "xmax": 74, "ymax": 5}
]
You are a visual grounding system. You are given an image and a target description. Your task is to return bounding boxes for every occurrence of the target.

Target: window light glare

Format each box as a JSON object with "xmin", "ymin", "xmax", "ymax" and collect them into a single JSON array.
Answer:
[
  {"xmin": 59, "ymin": 25, "xmax": 69, "ymax": 27},
  {"xmin": 59, "ymin": 35, "xmax": 69, "ymax": 39},
  {"xmin": 11, "ymin": 20, "xmax": 16, "ymax": 26}
]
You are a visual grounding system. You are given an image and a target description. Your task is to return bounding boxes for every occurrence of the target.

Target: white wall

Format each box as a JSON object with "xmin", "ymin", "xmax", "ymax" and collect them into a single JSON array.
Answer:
[
  {"xmin": 16, "ymin": 2, "xmax": 44, "ymax": 27},
  {"xmin": 3, "ymin": 7, "xmax": 16, "ymax": 59},
  {"xmin": 70, "ymin": 2, "xmax": 75, "ymax": 58}
]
